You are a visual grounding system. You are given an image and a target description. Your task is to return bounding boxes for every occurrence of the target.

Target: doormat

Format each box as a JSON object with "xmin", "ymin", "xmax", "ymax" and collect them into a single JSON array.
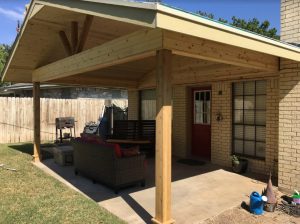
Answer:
[{"xmin": 177, "ymin": 159, "xmax": 205, "ymax": 166}]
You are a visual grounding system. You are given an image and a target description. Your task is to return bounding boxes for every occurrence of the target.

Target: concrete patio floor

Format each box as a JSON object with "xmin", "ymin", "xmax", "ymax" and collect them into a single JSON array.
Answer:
[{"xmin": 36, "ymin": 157, "xmax": 267, "ymax": 224}]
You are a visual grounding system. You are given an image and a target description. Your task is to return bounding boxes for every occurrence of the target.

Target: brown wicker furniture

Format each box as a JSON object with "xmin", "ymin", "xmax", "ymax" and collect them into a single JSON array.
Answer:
[
  {"xmin": 106, "ymin": 139, "xmax": 151, "ymax": 145},
  {"xmin": 71, "ymin": 139, "xmax": 146, "ymax": 193}
]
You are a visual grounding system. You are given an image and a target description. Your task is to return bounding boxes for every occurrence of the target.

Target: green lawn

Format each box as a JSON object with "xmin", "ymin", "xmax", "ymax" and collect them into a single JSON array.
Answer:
[{"xmin": 0, "ymin": 143, "xmax": 126, "ymax": 224}]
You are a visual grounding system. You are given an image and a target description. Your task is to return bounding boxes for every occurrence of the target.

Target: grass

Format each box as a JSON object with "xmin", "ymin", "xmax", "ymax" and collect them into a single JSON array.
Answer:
[{"xmin": 0, "ymin": 143, "xmax": 126, "ymax": 224}]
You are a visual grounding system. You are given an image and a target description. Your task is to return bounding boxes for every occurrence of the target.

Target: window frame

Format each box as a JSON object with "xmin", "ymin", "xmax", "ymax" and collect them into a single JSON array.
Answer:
[
  {"xmin": 232, "ymin": 80, "xmax": 266, "ymax": 160},
  {"xmin": 193, "ymin": 90, "xmax": 211, "ymax": 125},
  {"xmin": 139, "ymin": 89, "xmax": 156, "ymax": 121}
]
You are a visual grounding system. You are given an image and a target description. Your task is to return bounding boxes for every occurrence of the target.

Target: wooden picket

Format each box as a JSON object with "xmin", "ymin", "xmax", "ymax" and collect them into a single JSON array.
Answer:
[{"xmin": 0, "ymin": 97, "xmax": 127, "ymax": 143}]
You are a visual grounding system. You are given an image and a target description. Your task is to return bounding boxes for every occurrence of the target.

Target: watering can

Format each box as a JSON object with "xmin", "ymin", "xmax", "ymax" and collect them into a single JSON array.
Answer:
[{"xmin": 250, "ymin": 192, "xmax": 267, "ymax": 215}]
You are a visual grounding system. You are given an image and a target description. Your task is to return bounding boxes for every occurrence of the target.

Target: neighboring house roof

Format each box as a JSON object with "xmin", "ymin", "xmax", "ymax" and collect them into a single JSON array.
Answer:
[
  {"xmin": 0, "ymin": 83, "xmax": 60, "ymax": 91},
  {"xmin": 0, "ymin": 83, "xmax": 119, "ymax": 93},
  {"xmin": 2, "ymin": 0, "xmax": 300, "ymax": 84}
]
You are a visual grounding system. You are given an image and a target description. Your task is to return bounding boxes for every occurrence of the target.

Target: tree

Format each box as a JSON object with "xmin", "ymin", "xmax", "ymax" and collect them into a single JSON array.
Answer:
[
  {"xmin": 197, "ymin": 11, "xmax": 280, "ymax": 40},
  {"xmin": 0, "ymin": 44, "xmax": 10, "ymax": 87}
]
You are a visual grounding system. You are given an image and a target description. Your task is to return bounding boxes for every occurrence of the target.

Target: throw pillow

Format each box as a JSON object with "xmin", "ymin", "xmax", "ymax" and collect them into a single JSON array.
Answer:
[
  {"xmin": 122, "ymin": 145, "xmax": 140, "ymax": 157},
  {"xmin": 114, "ymin": 144, "xmax": 122, "ymax": 158}
]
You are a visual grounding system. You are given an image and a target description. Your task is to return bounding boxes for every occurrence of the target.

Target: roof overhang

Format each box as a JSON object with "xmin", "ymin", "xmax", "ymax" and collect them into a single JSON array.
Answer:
[{"xmin": 2, "ymin": 0, "xmax": 300, "ymax": 85}]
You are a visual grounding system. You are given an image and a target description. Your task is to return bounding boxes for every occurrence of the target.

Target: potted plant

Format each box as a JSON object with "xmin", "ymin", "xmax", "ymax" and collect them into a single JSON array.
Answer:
[{"xmin": 232, "ymin": 155, "xmax": 248, "ymax": 174}]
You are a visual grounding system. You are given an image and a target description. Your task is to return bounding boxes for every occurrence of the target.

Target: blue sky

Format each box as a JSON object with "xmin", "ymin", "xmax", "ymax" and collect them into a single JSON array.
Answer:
[{"xmin": 0, "ymin": 0, "xmax": 280, "ymax": 45}]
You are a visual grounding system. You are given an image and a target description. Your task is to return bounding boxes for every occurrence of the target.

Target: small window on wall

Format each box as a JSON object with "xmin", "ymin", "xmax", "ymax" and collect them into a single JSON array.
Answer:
[
  {"xmin": 232, "ymin": 80, "xmax": 266, "ymax": 159},
  {"xmin": 141, "ymin": 89, "xmax": 156, "ymax": 120},
  {"xmin": 194, "ymin": 90, "xmax": 211, "ymax": 125}
]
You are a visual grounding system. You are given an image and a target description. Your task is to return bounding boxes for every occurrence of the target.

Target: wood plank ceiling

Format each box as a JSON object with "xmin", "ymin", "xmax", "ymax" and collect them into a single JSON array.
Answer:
[{"xmin": 7, "ymin": 4, "xmax": 269, "ymax": 88}]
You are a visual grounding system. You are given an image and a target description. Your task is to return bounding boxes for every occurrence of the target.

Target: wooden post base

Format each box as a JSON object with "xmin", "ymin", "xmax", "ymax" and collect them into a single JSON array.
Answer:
[
  {"xmin": 32, "ymin": 155, "xmax": 41, "ymax": 163},
  {"xmin": 152, "ymin": 218, "xmax": 175, "ymax": 224}
]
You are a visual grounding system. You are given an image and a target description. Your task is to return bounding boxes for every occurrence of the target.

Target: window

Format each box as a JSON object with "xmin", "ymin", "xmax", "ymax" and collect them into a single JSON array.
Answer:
[
  {"xmin": 140, "ymin": 89, "xmax": 156, "ymax": 120},
  {"xmin": 194, "ymin": 90, "xmax": 211, "ymax": 124},
  {"xmin": 232, "ymin": 80, "xmax": 266, "ymax": 159}
]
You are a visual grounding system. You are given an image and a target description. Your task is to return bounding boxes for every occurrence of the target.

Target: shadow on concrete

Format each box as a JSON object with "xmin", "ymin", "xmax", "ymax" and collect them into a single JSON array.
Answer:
[
  {"xmin": 8, "ymin": 143, "xmax": 273, "ymax": 224},
  {"xmin": 40, "ymin": 154, "xmax": 221, "ymax": 223}
]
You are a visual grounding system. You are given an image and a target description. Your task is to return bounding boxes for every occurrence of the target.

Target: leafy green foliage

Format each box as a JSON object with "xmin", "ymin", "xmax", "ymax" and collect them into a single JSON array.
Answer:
[
  {"xmin": 197, "ymin": 11, "xmax": 280, "ymax": 40},
  {"xmin": 0, "ymin": 44, "xmax": 10, "ymax": 72},
  {"xmin": 0, "ymin": 44, "xmax": 10, "ymax": 87}
]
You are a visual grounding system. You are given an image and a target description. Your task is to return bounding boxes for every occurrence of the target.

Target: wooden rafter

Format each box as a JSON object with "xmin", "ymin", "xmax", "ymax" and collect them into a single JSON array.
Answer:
[
  {"xmin": 71, "ymin": 21, "xmax": 79, "ymax": 54},
  {"xmin": 59, "ymin": 31, "xmax": 72, "ymax": 56},
  {"xmin": 33, "ymin": 29, "xmax": 163, "ymax": 82},
  {"xmin": 77, "ymin": 15, "xmax": 94, "ymax": 53},
  {"xmin": 58, "ymin": 15, "xmax": 93, "ymax": 56}
]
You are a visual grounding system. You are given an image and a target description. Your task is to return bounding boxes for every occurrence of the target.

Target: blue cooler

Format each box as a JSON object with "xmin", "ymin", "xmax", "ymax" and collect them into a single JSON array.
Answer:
[{"xmin": 250, "ymin": 192, "xmax": 264, "ymax": 215}]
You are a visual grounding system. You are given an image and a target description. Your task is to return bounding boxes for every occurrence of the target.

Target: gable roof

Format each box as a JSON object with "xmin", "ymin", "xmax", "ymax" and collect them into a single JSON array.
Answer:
[{"xmin": 2, "ymin": 0, "xmax": 300, "ymax": 83}]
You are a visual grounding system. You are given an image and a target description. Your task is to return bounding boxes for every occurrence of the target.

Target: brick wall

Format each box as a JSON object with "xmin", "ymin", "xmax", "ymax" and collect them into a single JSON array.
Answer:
[
  {"xmin": 128, "ymin": 90, "xmax": 139, "ymax": 120},
  {"xmin": 211, "ymin": 79, "xmax": 279, "ymax": 175},
  {"xmin": 131, "ymin": 79, "xmax": 279, "ymax": 173},
  {"xmin": 131, "ymin": 78, "xmax": 279, "ymax": 177},
  {"xmin": 281, "ymin": 0, "xmax": 300, "ymax": 44},
  {"xmin": 211, "ymin": 82, "xmax": 232, "ymax": 167},
  {"xmin": 278, "ymin": 59, "xmax": 300, "ymax": 191},
  {"xmin": 172, "ymin": 86, "xmax": 189, "ymax": 157},
  {"xmin": 280, "ymin": 0, "xmax": 300, "ymax": 191}
]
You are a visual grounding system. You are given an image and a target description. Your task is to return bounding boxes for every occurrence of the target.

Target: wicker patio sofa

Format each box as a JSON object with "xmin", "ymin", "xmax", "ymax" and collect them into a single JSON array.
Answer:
[{"xmin": 71, "ymin": 139, "xmax": 146, "ymax": 193}]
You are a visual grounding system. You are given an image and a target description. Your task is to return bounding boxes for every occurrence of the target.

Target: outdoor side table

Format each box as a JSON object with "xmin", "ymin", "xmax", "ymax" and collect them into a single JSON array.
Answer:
[{"xmin": 53, "ymin": 146, "xmax": 74, "ymax": 166}]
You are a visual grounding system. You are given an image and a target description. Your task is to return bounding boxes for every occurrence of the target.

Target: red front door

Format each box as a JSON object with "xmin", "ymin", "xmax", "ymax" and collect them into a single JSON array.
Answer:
[{"xmin": 192, "ymin": 88, "xmax": 211, "ymax": 159}]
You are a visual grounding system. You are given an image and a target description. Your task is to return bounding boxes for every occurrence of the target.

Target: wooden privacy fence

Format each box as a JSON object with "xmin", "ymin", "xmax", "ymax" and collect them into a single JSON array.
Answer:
[{"xmin": 0, "ymin": 97, "xmax": 127, "ymax": 143}]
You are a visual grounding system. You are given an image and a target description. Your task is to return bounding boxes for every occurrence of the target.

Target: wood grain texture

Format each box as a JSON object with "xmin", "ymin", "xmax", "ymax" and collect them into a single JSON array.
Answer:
[
  {"xmin": 163, "ymin": 30, "xmax": 279, "ymax": 72},
  {"xmin": 33, "ymin": 82, "xmax": 41, "ymax": 162},
  {"xmin": 0, "ymin": 97, "xmax": 127, "ymax": 144},
  {"xmin": 71, "ymin": 21, "xmax": 79, "ymax": 54},
  {"xmin": 152, "ymin": 49, "xmax": 174, "ymax": 224},
  {"xmin": 33, "ymin": 29, "xmax": 163, "ymax": 82},
  {"xmin": 59, "ymin": 30, "xmax": 72, "ymax": 56},
  {"xmin": 77, "ymin": 15, "xmax": 94, "ymax": 53}
]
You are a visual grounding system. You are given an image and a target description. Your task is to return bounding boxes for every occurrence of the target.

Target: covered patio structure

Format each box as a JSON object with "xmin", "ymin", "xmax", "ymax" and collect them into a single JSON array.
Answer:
[{"xmin": 3, "ymin": 0, "xmax": 300, "ymax": 223}]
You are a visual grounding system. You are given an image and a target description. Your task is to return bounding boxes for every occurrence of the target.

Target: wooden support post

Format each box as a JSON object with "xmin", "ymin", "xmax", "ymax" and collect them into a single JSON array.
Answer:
[
  {"xmin": 33, "ymin": 82, "xmax": 41, "ymax": 162},
  {"xmin": 152, "ymin": 50, "xmax": 174, "ymax": 224}
]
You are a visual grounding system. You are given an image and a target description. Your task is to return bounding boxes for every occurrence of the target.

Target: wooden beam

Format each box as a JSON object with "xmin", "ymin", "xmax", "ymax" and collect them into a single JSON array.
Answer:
[
  {"xmin": 172, "ymin": 68, "xmax": 278, "ymax": 85},
  {"xmin": 137, "ymin": 66, "xmax": 278, "ymax": 89},
  {"xmin": 33, "ymin": 29, "xmax": 163, "ymax": 82},
  {"xmin": 163, "ymin": 31, "xmax": 279, "ymax": 72},
  {"xmin": 71, "ymin": 21, "xmax": 79, "ymax": 54},
  {"xmin": 33, "ymin": 82, "xmax": 41, "ymax": 162},
  {"xmin": 139, "ymin": 70, "xmax": 156, "ymax": 89},
  {"xmin": 152, "ymin": 50, "xmax": 174, "ymax": 224},
  {"xmin": 156, "ymin": 11, "xmax": 300, "ymax": 62},
  {"xmin": 29, "ymin": 3, "xmax": 44, "ymax": 19},
  {"xmin": 59, "ymin": 30, "xmax": 72, "ymax": 56},
  {"xmin": 77, "ymin": 15, "xmax": 94, "ymax": 53},
  {"xmin": 49, "ymin": 75, "xmax": 138, "ymax": 89}
]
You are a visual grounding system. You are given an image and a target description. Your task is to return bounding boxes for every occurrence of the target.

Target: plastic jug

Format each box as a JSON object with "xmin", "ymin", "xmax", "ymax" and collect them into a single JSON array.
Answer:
[{"xmin": 250, "ymin": 192, "xmax": 265, "ymax": 215}]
